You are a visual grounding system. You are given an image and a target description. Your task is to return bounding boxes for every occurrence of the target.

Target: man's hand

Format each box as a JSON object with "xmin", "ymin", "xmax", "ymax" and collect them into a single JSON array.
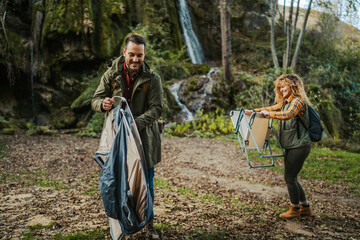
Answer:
[{"xmin": 102, "ymin": 97, "xmax": 114, "ymax": 111}]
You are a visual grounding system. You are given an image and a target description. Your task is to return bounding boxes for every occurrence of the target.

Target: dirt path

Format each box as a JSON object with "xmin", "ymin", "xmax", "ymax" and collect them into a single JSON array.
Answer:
[{"xmin": 0, "ymin": 134, "xmax": 359, "ymax": 239}]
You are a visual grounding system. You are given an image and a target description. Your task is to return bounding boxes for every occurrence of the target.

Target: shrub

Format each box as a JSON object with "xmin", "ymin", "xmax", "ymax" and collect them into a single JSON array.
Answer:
[{"xmin": 165, "ymin": 109, "xmax": 233, "ymax": 138}]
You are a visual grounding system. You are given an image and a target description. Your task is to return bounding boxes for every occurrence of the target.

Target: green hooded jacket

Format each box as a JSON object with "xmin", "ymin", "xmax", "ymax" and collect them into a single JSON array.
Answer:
[{"xmin": 92, "ymin": 56, "xmax": 163, "ymax": 168}]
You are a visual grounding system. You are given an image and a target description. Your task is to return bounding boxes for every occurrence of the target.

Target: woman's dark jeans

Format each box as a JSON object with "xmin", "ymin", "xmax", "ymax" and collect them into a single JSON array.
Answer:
[{"xmin": 284, "ymin": 146, "xmax": 311, "ymax": 205}]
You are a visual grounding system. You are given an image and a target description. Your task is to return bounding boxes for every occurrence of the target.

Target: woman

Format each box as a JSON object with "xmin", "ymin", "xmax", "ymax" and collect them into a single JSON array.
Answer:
[{"xmin": 245, "ymin": 73, "xmax": 312, "ymax": 218}]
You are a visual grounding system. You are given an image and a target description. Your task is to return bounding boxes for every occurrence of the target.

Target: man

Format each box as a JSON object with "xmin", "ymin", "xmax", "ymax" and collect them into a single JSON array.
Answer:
[{"xmin": 92, "ymin": 34, "xmax": 163, "ymax": 240}]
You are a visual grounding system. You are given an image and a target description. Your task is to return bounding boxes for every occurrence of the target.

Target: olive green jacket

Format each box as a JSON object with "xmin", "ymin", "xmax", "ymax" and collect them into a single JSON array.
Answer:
[
  {"xmin": 279, "ymin": 98, "xmax": 311, "ymax": 149},
  {"xmin": 92, "ymin": 56, "xmax": 163, "ymax": 168}
]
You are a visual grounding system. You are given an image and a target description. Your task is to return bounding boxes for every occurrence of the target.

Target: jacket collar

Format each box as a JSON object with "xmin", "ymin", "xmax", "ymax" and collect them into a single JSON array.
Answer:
[
  {"xmin": 112, "ymin": 55, "xmax": 151, "ymax": 74},
  {"xmin": 285, "ymin": 94, "xmax": 295, "ymax": 103}
]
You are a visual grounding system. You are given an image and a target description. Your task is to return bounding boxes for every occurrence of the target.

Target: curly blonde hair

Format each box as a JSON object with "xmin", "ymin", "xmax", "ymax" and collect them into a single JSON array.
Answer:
[{"xmin": 274, "ymin": 74, "xmax": 311, "ymax": 106}]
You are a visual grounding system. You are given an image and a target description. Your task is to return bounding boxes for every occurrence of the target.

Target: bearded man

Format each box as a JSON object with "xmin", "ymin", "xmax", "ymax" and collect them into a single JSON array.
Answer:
[{"xmin": 92, "ymin": 34, "xmax": 163, "ymax": 240}]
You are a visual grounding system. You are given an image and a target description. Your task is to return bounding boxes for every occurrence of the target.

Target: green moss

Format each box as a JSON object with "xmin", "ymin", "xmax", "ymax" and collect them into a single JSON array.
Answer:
[
  {"xmin": 307, "ymin": 84, "xmax": 342, "ymax": 140},
  {"xmin": 71, "ymin": 76, "xmax": 100, "ymax": 110},
  {"xmin": 184, "ymin": 63, "xmax": 211, "ymax": 75},
  {"xmin": 187, "ymin": 76, "xmax": 199, "ymax": 92},
  {"xmin": 50, "ymin": 107, "xmax": 76, "ymax": 129},
  {"xmin": 1, "ymin": 128, "xmax": 15, "ymax": 135}
]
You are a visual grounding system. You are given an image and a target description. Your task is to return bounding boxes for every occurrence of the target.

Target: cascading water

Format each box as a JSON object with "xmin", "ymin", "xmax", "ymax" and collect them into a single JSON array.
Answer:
[
  {"xmin": 169, "ymin": 67, "xmax": 220, "ymax": 123},
  {"xmin": 178, "ymin": 0, "xmax": 204, "ymax": 64},
  {"xmin": 197, "ymin": 67, "xmax": 220, "ymax": 109},
  {"xmin": 170, "ymin": 82, "xmax": 195, "ymax": 122}
]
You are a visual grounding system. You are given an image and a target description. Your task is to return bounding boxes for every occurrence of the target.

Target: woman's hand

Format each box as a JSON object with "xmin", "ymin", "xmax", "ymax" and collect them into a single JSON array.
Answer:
[
  {"xmin": 260, "ymin": 110, "xmax": 269, "ymax": 117},
  {"xmin": 244, "ymin": 109, "xmax": 254, "ymax": 116}
]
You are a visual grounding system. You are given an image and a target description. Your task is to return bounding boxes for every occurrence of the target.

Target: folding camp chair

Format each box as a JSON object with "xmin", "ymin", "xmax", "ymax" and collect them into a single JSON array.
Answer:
[{"xmin": 230, "ymin": 108, "xmax": 284, "ymax": 168}]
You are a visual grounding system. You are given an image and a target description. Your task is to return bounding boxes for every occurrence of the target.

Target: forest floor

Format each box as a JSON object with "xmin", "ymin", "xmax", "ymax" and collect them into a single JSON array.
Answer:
[{"xmin": 0, "ymin": 134, "xmax": 359, "ymax": 239}]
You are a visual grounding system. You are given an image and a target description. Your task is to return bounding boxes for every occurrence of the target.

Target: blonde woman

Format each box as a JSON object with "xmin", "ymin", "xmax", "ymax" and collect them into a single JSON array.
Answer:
[{"xmin": 245, "ymin": 74, "xmax": 312, "ymax": 218}]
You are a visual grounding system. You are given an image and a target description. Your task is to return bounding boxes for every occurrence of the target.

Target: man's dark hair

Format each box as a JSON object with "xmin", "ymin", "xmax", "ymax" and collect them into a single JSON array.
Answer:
[{"xmin": 124, "ymin": 34, "xmax": 146, "ymax": 49}]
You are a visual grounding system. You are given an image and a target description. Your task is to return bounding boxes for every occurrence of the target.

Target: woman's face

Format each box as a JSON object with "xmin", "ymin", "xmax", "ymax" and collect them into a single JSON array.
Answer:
[{"xmin": 280, "ymin": 84, "xmax": 291, "ymax": 99}]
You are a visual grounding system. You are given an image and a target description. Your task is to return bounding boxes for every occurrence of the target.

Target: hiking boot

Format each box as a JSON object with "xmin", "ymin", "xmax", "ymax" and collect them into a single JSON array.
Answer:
[
  {"xmin": 146, "ymin": 219, "xmax": 160, "ymax": 240},
  {"xmin": 300, "ymin": 204, "xmax": 312, "ymax": 216},
  {"xmin": 279, "ymin": 205, "xmax": 300, "ymax": 218}
]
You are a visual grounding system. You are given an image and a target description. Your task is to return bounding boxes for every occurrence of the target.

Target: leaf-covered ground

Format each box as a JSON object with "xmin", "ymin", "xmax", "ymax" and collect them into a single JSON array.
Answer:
[{"xmin": 0, "ymin": 134, "xmax": 359, "ymax": 239}]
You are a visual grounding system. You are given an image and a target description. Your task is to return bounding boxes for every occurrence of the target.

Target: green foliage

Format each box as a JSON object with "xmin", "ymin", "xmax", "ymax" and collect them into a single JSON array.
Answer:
[
  {"xmin": 126, "ymin": 24, "xmax": 188, "ymax": 81},
  {"xmin": 71, "ymin": 73, "xmax": 103, "ymax": 110},
  {"xmin": 300, "ymin": 32, "xmax": 360, "ymax": 142},
  {"xmin": 25, "ymin": 122, "xmax": 57, "ymax": 137},
  {"xmin": 184, "ymin": 63, "xmax": 211, "ymax": 76},
  {"xmin": 79, "ymin": 112, "xmax": 105, "ymax": 138},
  {"xmin": 233, "ymin": 68, "xmax": 292, "ymax": 110},
  {"xmin": 232, "ymin": 37, "xmax": 273, "ymax": 71},
  {"xmin": 165, "ymin": 109, "xmax": 233, "ymax": 138},
  {"xmin": 302, "ymin": 148, "xmax": 360, "ymax": 194}
]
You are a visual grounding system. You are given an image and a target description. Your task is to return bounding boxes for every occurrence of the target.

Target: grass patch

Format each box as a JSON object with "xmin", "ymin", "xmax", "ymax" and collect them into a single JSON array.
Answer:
[
  {"xmin": 249, "ymin": 145, "xmax": 360, "ymax": 194},
  {"xmin": 154, "ymin": 222, "xmax": 171, "ymax": 231},
  {"xmin": 154, "ymin": 177, "xmax": 172, "ymax": 190},
  {"xmin": 54, "ymin": 229, "xmax": 107, "ymax": 240},
  {"xmin": 22, "ymin": 222, "xmax": 57, "ymax": 240},
  {"xmin": 22, "ymin": 170, "xmax": 67, "ymax": 190},
  {"xmin": 0, "ymin": 171, "xmax": 22, "ymax": 183},
  {"xmin": 1, "ymin": 169, "xmax": 68, "ymax": 191},
  {"xmin": 301, "ymin": 147, "xmax": 360, "ymax": 187},
  {"xmin": 82, "ymin": 172, "xmax": 99, "ymax": 196},
  {"xmin": 0, "ymin": 139, "xmax": 9, "ymax": 159},
  {"xmin": 155, "ymin": 177, "xmax": 224, "ymax": 205}
]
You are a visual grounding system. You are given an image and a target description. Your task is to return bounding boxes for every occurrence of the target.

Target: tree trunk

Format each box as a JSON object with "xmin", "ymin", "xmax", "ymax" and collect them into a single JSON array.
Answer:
[
  {"xmin": 283, "ymin": 0, "xmax": 294, "ymax": 68},
  {"xmin": 290, "ymin": 0, "xmax": 300, "ymax": 48},
  {"xmin": 291, "ymin": 0, "xmax": 313, "ymax": 70},
  {"xmin": 220, "ymin": 0, "xmax": 233, "ymax": 84},
  {"xmin": 270, "ymin": 0, "xmax": 279, "ymax": 68},
  {"xmin": 283, "ymin": 0, "xmax": 286, "ymax": 33}
]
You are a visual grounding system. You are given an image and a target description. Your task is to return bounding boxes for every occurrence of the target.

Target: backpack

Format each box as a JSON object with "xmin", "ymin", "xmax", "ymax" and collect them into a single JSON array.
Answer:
[{"xmin": 299, "ymin": 105, "xmax": 324, "ymax": 142}]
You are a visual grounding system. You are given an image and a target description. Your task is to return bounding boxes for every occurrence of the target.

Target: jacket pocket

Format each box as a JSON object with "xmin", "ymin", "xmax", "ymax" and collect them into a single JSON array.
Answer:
[{"xmin": 281, "ymin": 128, "xmax": 297, "ymax": 149}]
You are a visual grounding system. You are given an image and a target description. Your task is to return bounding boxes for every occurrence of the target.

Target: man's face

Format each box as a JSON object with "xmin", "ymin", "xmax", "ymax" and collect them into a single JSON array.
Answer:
[{"xmin": 123, "ymin": 41, "xmax": 146, "ymax": 73}]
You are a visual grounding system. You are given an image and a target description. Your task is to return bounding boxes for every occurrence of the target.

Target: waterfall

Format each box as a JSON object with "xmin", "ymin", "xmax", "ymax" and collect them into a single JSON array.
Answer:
[
  {"xmin": 197, "ymin": 67, "xmax": 220, "ymax": 110},
  {"xmin": 170, "ymin": 82, "xmax": 195, "ymax": 122},
  {"xmin": 178, "ymin": 0, "xmax": 204, "ymax": 64},
  {"xmin": 169, "ymin": 68, "xmax": 220, "ymax": 123}
]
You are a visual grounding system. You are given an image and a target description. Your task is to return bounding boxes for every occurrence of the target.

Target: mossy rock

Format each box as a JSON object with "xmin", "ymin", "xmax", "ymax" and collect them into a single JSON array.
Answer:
[
  {"xmin": 71, "ymin": 76, "xmax": 101, "ymax": 110},
  {"xmin": 184, "ymin": 63, "xmax": 211, "ymax": 76},
  {"xmin": 25, "ymin": 126, "xmax": 57, "ymax": 137},
  {"xmin": 184, "ymin": 76, "xmax": 204, "ymax": 93},
  {"xmin": 307, "ymin": 84, "xmax": 342, "ymax": 140},
  {"xmin": 162, "ymin": 86, "xmax": 181, "ymax": 120},
  {"xmin": 50, "ymin": 107, "xmax": 76, "ymax": 129},
  {"xmin": 0, "ymin": 117, "xmax": 10, "ymax": 130},
  {"xmin": 1, "ymin": 128, "xmax": 15, "ymax": 135},
  {"xmin": 317, "ymin": 100, "xmax": 342, "ymax": 140}
]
